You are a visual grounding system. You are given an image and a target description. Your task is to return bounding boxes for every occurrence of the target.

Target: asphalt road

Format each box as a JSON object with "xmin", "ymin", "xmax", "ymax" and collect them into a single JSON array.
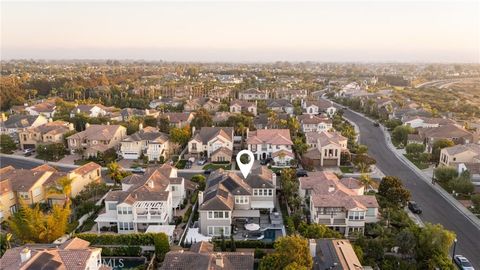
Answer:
[{"xmin": 342, "ymin": 108, "xmax": 480, "ymax": 267}]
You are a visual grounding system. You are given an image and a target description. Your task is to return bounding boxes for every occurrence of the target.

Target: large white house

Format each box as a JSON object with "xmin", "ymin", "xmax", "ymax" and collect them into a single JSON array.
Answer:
[
  {"xmin": 299, "ymin": 171, "xmax": 379, "ymax": 237},
  {"xmin": 302, "ymin": 99, "xmax": 337, "ymax": 117},
  {"xmin": 297, "ymin": 114, "xmax": 333, "ymax": 133},
  {"xmin": 95, "ymin": 164, "xmax": 185, "ymax": 233},
  {"xmin": 246, "ymin": 129, "xmax": 294, "ymax": 166},
  {"xmin": 188, "ymin": 127, "xmax": 234, "ymax": 162},
  {"xmin": 304, "ymin": 131, "xmax": 348, "ymax": 167},
  {"xmin": 120, "ymin": 126, "xmax": 171, "ymax": 161}
]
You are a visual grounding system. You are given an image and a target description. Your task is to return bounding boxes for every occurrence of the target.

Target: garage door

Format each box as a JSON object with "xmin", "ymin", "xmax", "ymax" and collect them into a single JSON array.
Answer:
[{"xmin": 323, "ymin": 159, "xmax": 338, "ymax": 166}]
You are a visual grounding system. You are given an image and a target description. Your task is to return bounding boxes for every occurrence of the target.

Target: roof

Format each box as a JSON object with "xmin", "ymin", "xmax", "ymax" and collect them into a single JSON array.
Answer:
[
  {"xmin": 161, "ymin": 241, "xmax": 254, "ymax": 270},
  {"xmin": 298, "ymin": 114, "xmax": 332, "ymax": 125},
  {"xmin": 192, "ymin": 127, "xmax": 234, "ymax": 144},
  {"xmin": 71, "ymin": 162, "xmax": 101, "ymax": 176},
  {"xmin": 3, "ymin": 115, "xmax": 45, "ymax": 129},
  {"xmin": 246, "ymin": 129, "xmax": 293, "ymax": 145},
  {"xmin": 28, "ymin": 102, "xmax": 56, "ymax": 113},
  {"xmin": 266, "ymin": 99, "xmax": 293, "ymax": 108},
  {"xmin": 71, "ymin": 104, "xmax": 108, "ymax": 114},
  {"xmin": 27, "ymin": 121, "xmax": 71, "ymax": 136},
  {"xmin": 0, "ymin": 238, "xmax": 111, "ymax": 270},
  {"xmin": 403, "ymin": 116, "xmax": 456, "ymax": 126},
  {"xmin": 104, "ymin": 164, "xmax": 181, "ymax": 205},
  {"xmin": 67, "ymin": 124, "xmax": 125, "ymax": 141},
  {"xmin": 0, "ymin": 167, "xmax": 52, "ymax": 192},
  {"xmin": 305, "ymin": 131, "xmax": 347, "ymax": 147},
  {"xmin": 304, "ymin": 98, "xmax": 334, "ymax": 109},
  {"xmin": 313, "ymin": 239, "xmax": 362, "ymax": 270},
  {"xmin": 442, "ymin": 143, "xmax": 480, "ymax": 156},
  {"xmin": 241, "ymin": 88, "xmax": 265, "ymax": 95},
  {"xmin": 162, "ymin": 112, "xmax": 193, "ymax": 123},
  {"xmin": 419, "ymin": 124, "xmax": 473, "ymax": 140},
  {"xmin": 230, "ymin": 100, "xmax": 256, "ymax": 108},
  {"xmin": 211, "ymin": 147, "xmax": 233, "ymax": 157},
  {"xmin": 123, "ymin": 128, "xmax": 169, "ymax": 143},
  {"xmin": 299, "ymin": 171, "xmax": 378, "ymax": 210}
]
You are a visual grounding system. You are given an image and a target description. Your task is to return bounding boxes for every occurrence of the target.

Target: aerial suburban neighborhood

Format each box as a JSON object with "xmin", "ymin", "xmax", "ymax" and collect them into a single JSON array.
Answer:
[{"xmin": 1, "ymin": 1, "xmax": 479, "ymax": 270}]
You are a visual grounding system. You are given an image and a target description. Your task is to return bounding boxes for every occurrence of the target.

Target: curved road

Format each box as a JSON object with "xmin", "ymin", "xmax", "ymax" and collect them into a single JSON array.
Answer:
[{"xmin": 342, "ymin": 108, "xmax": 480, "ymax": 267}]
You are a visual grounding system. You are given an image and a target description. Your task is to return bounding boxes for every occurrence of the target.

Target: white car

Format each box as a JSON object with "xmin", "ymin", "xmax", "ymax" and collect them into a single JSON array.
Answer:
[{"xmin": 454, "ymin": 255, "xmax": 475, "ymax": 270}]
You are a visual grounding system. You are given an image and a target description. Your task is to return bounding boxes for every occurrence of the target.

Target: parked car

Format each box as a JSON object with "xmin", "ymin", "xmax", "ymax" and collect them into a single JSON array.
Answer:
[
  {"xmin": 185, "ymin": 161, "xmax": 192, "ymax": 169},
  {"xmin": 408, "ymin": 201, "xmax": 422, "ymax": 214},
  {"xmin": 23, "ymin": 148, "xmax": 35, "ymax": 156},
  {"xmin": 131, "ymin": 167, "xmax": 145, "ymax": 174},
  {"xmin": 454, "ymin": 255, "xmax": 475, "ymax": 270},
  {"xmin": 296, "ymin": 169, "xmax": 308, "ymax": 177},
  {"xmin": 373, "ymin": 122, "xmax": 380, "ymax": 127},
  {"xmin": 204, "ymin": 168, "xmax": 213, "ymax": 175},
  {"xmin": 197, "ymin": 158, "xmax": 207, "ymax": 165}
]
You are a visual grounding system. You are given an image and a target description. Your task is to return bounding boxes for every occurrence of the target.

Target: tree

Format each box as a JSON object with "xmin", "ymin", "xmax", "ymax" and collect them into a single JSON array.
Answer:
[
  {"xmin": 230, "ymin": 234, "xmax": 236, "ymax": 252},
  {"xmin": 297, "ymin": 222, "xmax": 343, "ymax": 239},
  {"xmin": 293, "ymin": 137, "xmax": 308, "ymax": 156},
  {"xmin": 191, "ymin": 108, "xmax": 213, "ymax": 129},
  {"xmin": 107, "ymin": 162, "xmax": 131, "ymax": 186},
  {"xmin": 450, "ymin": 171, "xmax": 474, "ymax": 194},
  {"xmin": 143, "ymin": 116, "xmax": 157, "ymax": 128},
  {"xmin": 356, "ymin": 144, "xmax": 368, "ymax": 155},
  {"xmin": 471, "ymin": 194, "xmax": 480, "ymax": 211},
  {"xmin": 431, "ymin": 139, "xmax": 454, "ymax": 163},
  {"xmin": 36, "ymin": 143, "xmax": 67, "ymax": 161},
  {"xmin": 392, "ymin": 125, "xmax": 413, "ymax": 146},
  {"xmin": 416, "ymin": 223, "xmax": 456, "ymax": 269},
  {"xmin": 170, "ymin": 126, "xmax": 191, "ymax": 146},
  {"xmin": 0, "ymin": 134, "xmax": 17, "ymax": 154},
  {"xmin": 47, "ymin": 175, "xmax": 73, "ymax": 204},
  {"xmin": 0, "ymin": 233, "xmax": 12, "ymax": 256},
  {"xmin": 352, "ymin": 154, "xmax": 376, "ymax": 173},
  {"xmin": 191, "ymin": 174, "xmax": 206, "ymax": 191},
  {"xmin": 280, "ymin": 168, "xmax": 299, "ymax": 210},
  {"xmin": 384, "ymin": 119, "xmax": 403, "ymax": 130},
  {"xmin": 378, "ymin": 176, "xmax": 411, "ymax": 208},
  {"xmin": 405, "ymin": 143, "xmax": 425, "ymax": 156},
  {"xmin": 259, "ymin": 235, "xmax": 312, "ymax": 270},
  {"xmin": 154, "ymin": 233, "xmax": 170, "ymax": 262},
  {"xmin": 359, "ymin": 173, "xmax": 373, "ymax": 189},
  {"xmin": 395, "ymin": 228, "xmax": 416, "ymax": 256},
  {"xmin": 434, "ymin": 166, "xmax": 458, "ymax": 184},
  {"xmin": 158, "ymin": 116, "xmax": 170, "ymax": 133},
  {"xmin": 8, "ymin": 202, "xmax": 71, "ymax": 243}
]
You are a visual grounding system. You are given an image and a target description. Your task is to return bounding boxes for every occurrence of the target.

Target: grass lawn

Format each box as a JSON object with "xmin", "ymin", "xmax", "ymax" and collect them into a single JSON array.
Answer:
[
  {"xmin": 404, "ymin": 154, "xmax": 429, "ymax": 170},
  {"xmin": 202, "ymin": 163, "xmax": 231, "ymax": 170},
  {"xmin": 175, "ymin": 159, "xmax": 187, "ymax": 169},
  {"xmin": 339, "ymin": 166, "xmax": 354, "ymax": 173}
]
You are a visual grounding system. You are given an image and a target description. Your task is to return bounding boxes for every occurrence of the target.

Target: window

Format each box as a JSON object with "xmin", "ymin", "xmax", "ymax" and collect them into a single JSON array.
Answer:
[
  {"xmin": 235, "ymin": 196, "xmax": 249, "ymax": 204},
  {"xmin": 366, "ymin": 208, "xmax": 376, "ymax": 217},
  {"xmin": 348, "ymin": 211, "xmax": 365, "ymax": 220},
  {"xmin": 108, "ymin": 203, "xmax": 117, "ymax": 211},
  {"xmin": 32, "ymin": 187, "xmax": 42, "ymax": 197},
  {"xmin": 118, "ymin": 222, "xmax": 134, "ymax": 231},
  {"xmin": 207, "ymin": 226, "xmax": 231, "ymax": 236},
  {"xmin": 192, "ymin": 143, "xmax": 197, "ymax": 150},
  {"xmin": 207, "ymin": 211, "xmax": 230, "ymax": 220},
  {"xmin": 8, "ymin": 192, "xmax": 14, "ymax": 200},
  {"xmin": 172, "ymin": 186, "xmax": 176, "ymax": 192},
  {"xmin": 253, "ymin": 189, "xmax": 273, "ymax": 197}
]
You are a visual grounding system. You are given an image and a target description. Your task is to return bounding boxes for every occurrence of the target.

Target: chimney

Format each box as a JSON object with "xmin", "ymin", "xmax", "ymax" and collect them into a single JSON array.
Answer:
[
  {"xmin": 328, "ymin": 185, "xmax": 335, "ymax": 193},
  {"xmin": 148, "ymin": 180, "xmax": 154, "ymax": 189},
  {"xmin": 192, "ymin": 126, "xmax": 196, "ymax": 135},
  {"xmin": 48, "ymin": 118, "xmax": 53, "ymax": 123},
  {"xmin": 139, "ymin": 123, "xmax": 143, "ymax": 130},
  {"xmin": 309, "ymin": 239, "xmax": 317, "ymax": 258},
  {"xmin": 215, "ymin": 253, "xmax": 224, "ymax": 268},
  {"xmin": 107, "ymin": 122, "xmax": 110, "ymax": 125},
  {"xmin": 198, "ymin": 191, "xmax": 204, "ymax": 205},
  {"xmin": 20, "ymin": 248, "xmax": 31, "ymax": 263},
  {"xmin": 85, "ymin": 123, "xmax": 90, "ymax": 129},
  {"xmin": 68, "ymin": 123, "xmax": 75, "ymax": 130}
]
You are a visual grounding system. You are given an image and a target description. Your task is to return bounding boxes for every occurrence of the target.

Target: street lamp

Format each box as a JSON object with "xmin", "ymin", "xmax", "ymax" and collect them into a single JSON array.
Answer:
[{"xmin": 452, "ymin": 238, "xmax": 458, "ymax": 263}]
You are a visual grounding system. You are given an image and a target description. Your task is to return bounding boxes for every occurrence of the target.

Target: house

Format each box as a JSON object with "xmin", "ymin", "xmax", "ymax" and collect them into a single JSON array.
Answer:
[
  {"xmin": 238, "ymin": 88, "xmax": 268, "ymax": 100},
  {"xmin": 297, "ymin": 115, "xmax": 333, "ymax": 133},
  {"xmin": 274, "ymin": 89, "xmax": 308, "ymax": 100},
  {"xmin": 439, "ymin": 144, "xmax": 480, "ymax": 166},
  {"xmin": 0, "ymin": 238, "xmax": 111, "ymax": 270},
  {"xmin": 18, "ymin": 120, "xmax": 74, "ymax": 150},
  {"xmin": 66, "ymin": 123, "xmax": 127, "ymax": 158},
  {"xmin": 230, "ymin": 100, "xmax": 257, "ymax": 116},
  {"xmin": 403, "ymin": 116, "xmax": 456, "ymax": 129},
  {"xmin": 457, "ymin": 163, "xmax": 480, "ymax": 185},
  {"xmin": 161, "ymin": 241, "xmax": 254, "ymax": 270},
  {"xmin": 253, "ymin": 113, "xmax": 290, "ymax": 130},
  {"xmin": 188, "ymin": 127, "xmax": 234, "ymax": 162},
  {"xmin": 70, "ymin": 104, "xmax": 110, "ymax": 118},
  {"xmin": 299, "ymin": 171, "xmax": 379, "ymax": 236},
  {"xmin": 113, "ymin": 108, "xmax": 159, "ymax": 122},
  {"xmin": 302, "ymin": 99, "xmax": 336, "ymax": 117},
  {"xmin": 184, "ymin": 98, "xmax": 221, "ymax": 112},
  {"xmin": 213, "ymin": 112, "xmax": 234, "ymax": 124},
  {"xmin": 149, "ymin": 97, "xmax": 183, "ymax": 109},
  {"xmin": 25, "ymin": 101, "xmax": 56, "ymax": 118},
  {"xmin": 303, "ymin": 131, "xmax": 348, "ymax": 167},
  {"xmin": 418, "ymin": 124, "xmax": 477, "ymax": 152},
  {"xmin": 309, "ymin": 239, "xmax": 363, "ymax": 270},
  {"xmin": 0, "ymin": 114, "xmax": 48, "ymax": 136},
  {"xmin": 246, "ymin": 129, "xmax": 294, "ymax": 166},
  {"xmin": 266, "ymin": 99, "xmax": 294, "ymax": 115},
  {"xmin": 95, "ymin": 164, "xmax": 185, "ymax": 233},
  {"xmin": 161, "ymin": 112, "xmax": 195, "ymax": 128},
  {"xmin": 120, "ymin": 126, "xmax": 171, "ymax": 161},
  {"xmin": 198, "ymin": 166, "xmax": 276, "ymax": 236}
]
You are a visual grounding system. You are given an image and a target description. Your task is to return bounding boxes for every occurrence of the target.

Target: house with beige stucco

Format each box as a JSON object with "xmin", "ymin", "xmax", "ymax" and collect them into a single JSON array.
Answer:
[
  {"xmin": 18, "ymin": 120, "xmax": 74, "ymax": 150},
  {"xmin": 303, "ymin": 131, "xmax": 348, "ymax": 167},
  {"xmin": 188, "ymin": 127, "xmax": 234, "ymax": 162}
]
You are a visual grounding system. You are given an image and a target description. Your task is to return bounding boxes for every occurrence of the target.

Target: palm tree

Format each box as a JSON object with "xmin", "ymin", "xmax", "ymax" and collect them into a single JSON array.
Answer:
[
  {"xmin": 47, "ymin": 176, "xmax": 73, "ymax": 205},
  {"xmin": 359, "ymin": 173, "xmax": 373, "ymax": 191},
  {"xmin": 107, "ymin": 161, "xmax": 126, "ymax": 186}
]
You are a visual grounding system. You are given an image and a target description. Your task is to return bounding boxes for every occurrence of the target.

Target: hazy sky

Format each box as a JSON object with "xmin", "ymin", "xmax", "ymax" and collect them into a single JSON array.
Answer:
[{"xmin": 1, "ymin": 0, "xmax": 479, "ymax": 62}]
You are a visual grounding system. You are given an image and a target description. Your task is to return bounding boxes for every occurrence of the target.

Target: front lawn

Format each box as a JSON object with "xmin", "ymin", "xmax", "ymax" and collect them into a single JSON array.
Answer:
[
  {"xmin": 404, "ymin": 154, "xmax": 429, "ymax": 170},
  {"xmin": 202, "ymin": 163, "xmax": 231, "ymax": 170},
  {"xmin": 175, "ymin": 159, "xmax": 187, "ymax": 169},
  {"xmin": 339, "ymin": 166, "xmax": 354, "ymax": 173}
]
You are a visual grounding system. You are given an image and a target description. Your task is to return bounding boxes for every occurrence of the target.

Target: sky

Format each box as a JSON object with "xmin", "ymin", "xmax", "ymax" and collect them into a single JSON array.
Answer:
[{"xmin": 1, "ymin": 0, "xmax": 479, "ymax": 62}]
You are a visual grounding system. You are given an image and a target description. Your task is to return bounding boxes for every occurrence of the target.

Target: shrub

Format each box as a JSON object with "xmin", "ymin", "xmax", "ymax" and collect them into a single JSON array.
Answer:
[
  {"xmin": 154, "ymin": 233, "xmax": 170, "ymax": 262},
  {"xmin": 254, "ymin": 248, "xmax": 266, "ymax": 259},
  {"xmin": 434, "ymin": 167, "xmax": 458, "ymax": 183},
  {"xmin": 182, "ymin": 206, "xmax": 192, "ymax": 223},
  {"xmin": 75, "ymin": 233, "xmax": 159, "ymax": 246},
  {"xmin": 102, "ymin": 246, "xmax": 142, "ymax": 257}
]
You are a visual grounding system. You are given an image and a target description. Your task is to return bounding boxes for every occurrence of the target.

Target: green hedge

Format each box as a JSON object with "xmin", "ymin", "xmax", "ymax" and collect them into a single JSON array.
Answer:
[
  {"xmin": 212, "ymin": 240, "xmax": 274, "ymax": 249},
  {"xmin": 101, "ymin": 246, "xmax": 142, "ymax": 256},
  {"xmin": 182, "ymin": 206, "xmax": 193, "ymax": 223},
  {"xmin": 75, "ymin": 233, "xmax": 163, "ymax": 246}
]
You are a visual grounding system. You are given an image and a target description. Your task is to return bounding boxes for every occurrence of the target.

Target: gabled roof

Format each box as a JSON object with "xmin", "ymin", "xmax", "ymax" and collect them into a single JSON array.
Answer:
[
  {"xmin": 246, "ymin": 129, "xmax": 293, "ymax": 145},
  {"xmin": 3, "ymin": 115, "xmax": 45, "ymax": 129},
  {"xmin": 192, "ymin": 127, "xmax": 233, "ymax": 144},
  {"xmin": 67, "ymin": 124, "xmax": 125, "ymax": 141},
  {"xmin": 230, "ymin": 100, "xmax": 256, "ymax": 108},
  {"xmin": 266, "ymin": 99, "xmax": 293, "ymax": 108},
  {"xmin": 122, "ymin": 128, "xmax": 169, "ymax": 143},
  {"xmin": 419, "ymin": 124, "xmax": 473, "ymax": 139}
]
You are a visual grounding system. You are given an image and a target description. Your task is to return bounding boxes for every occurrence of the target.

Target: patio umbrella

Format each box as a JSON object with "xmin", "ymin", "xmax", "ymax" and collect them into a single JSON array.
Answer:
[{"xmin": 245, "ymin": 223, "xmax": 260, "ymax": 231}]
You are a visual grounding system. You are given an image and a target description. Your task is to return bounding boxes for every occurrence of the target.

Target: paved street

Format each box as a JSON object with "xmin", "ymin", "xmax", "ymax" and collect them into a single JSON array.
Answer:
[{"xmin": 342, "ymin": 108, "xmax": 480, "ymax": 267}]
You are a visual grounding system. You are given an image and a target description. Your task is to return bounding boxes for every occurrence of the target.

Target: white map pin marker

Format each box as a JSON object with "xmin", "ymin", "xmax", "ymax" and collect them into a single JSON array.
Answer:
[{"xmin": 237, "ymin": 150, "xmax": 254, "ymax": 179}]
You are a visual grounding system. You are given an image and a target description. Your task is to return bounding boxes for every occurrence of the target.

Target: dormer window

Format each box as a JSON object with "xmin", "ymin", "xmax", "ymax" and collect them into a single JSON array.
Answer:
[{"xmin": 148, "ymin": 180, "xmax": 154, "ymax": 188}]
